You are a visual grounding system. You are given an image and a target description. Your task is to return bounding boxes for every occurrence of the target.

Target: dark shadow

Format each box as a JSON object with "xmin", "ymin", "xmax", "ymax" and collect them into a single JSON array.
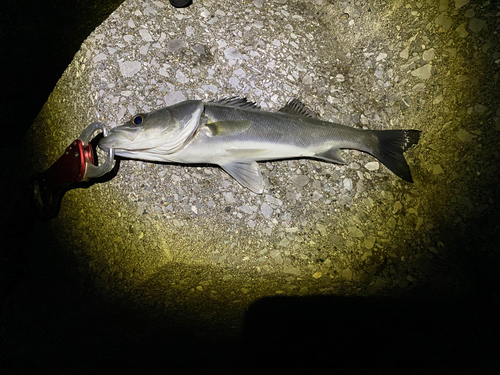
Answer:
[{"xmin": 240, "ymin": 292, "xmax": 499, "ymax": 374}]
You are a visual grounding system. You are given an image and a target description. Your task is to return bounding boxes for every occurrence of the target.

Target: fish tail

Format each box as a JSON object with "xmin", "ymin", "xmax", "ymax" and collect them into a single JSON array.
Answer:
[{"xmin": 369, "ymin": 130, "xmax": 421, "ymax": 182}]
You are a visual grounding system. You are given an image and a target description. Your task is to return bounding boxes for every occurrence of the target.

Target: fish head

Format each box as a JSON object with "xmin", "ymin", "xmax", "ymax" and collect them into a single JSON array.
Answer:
[{"xmin": 98, "ymin": 100, "xmax": 204, "ymax": 157}]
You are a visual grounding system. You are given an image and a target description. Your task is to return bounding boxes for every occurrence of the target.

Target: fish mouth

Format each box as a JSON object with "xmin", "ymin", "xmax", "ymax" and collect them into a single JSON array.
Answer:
[{"xmin": 98, "ymin": 126, "xmax": 142, "ymax": 150}]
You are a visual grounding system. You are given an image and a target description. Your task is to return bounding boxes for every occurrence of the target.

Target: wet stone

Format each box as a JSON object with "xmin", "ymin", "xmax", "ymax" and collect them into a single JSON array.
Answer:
[
  {"xmin": 191, "ymin": 44, "xmax": 206, "ymax": 55},
  {"xmin": 291, "ymin": 175, "xmax": 310, "ymax": 188},
  {"xmin": 423, "ymin": 48, "xmax": 435, "ymax": 61},
  {"xmin": 455, "ymin": 0, "xmax": 470, "ymax": 9},
  {"xmin": 224, "ymin": 47, "xmax": 242, "ymax": 60},
  {"xmin": 261, "ymin": 203, "xmax": 273, "ymax": 218},
  {"xmin": 469, "ymin": 18, "xmax": 486, "ymax": 33},
  {"xmin": 167, "ymin": 38, "xmax": 187, "ymax": 52},
  {"xmin": 435, "ymin": 14, "xmax": 452, "ymax": 31},
  {"xmin": 411, "ymin": 64, "xmax": 432, "ymax": 80}
]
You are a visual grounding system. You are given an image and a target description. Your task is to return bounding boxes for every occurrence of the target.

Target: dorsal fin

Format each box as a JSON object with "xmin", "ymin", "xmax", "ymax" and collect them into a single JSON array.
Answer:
[
  {"xmin": 212, "ymin": 97, "xmax": 261, "ymax": 110},
  {"xmin": 278, "ymin": 99, "xmax": 317, "ymax": 118}
]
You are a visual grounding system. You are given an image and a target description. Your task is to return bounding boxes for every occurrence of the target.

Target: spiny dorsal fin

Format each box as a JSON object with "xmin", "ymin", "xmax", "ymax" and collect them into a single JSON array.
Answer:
[
  {"xmin": 278, "ymin": 99, "xmax": 318, "ymax": 118},
  {"xmin": 213, "ymin": 97, "xmax": 261, "ymax": 110}
]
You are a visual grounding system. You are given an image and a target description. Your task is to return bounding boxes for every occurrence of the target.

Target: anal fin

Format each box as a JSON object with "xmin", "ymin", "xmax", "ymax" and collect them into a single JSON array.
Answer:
[
  {"xmin": 315, "ymin": 148, "xmax": 346, "ymax": 164},
  {"xmin": 220, "ymin": 161, "xmax": 264, "ymax": 193}
]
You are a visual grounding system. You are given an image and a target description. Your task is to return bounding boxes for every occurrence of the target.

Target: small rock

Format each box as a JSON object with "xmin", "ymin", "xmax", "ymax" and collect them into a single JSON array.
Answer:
[
  {"xmin": 265, "ymin": 195, "xmax": 283, "ymax": 206},
  {"xmin": 343, "ymin": 178, "xmax": 353, "ymax": 191},
  {"xmin": 119, "ymin": 61, "xmax": 141, "ymax": 77},
  {"xmin": 191, "ymin": 43, "xmax": 205, "ymax": 55},
  {"xmin": 365, "ymin": 161, "xmax": 380, "ymax": 171},
  {"xmin": 348, "ymin": 226, "xmax": 364, "ymax": 237},
  {"xmin": 316, "ymin": 223, "xmax": 327, "ymax": 236},
  {"xmin": 455, "ymin": 0, "xmax": 470, "ymax": 9},
  {"xmin": 302, "ymin": 74, "xmax": 313, "ymax": 85},
  {"xmin": 456, "ymin": 23, "xmax": 469, "ymax": 38},
  {"xmin": 283, "ymin": 267, "xmax": 301, "ymax": 276},
  {"xmin": 167, "ymin": 38, "xmax": 187, "ymax": 52},
  {"xmin": 139, "ymin": 29, "xmax": 153, "ymax": 42},
  {"xmin": 175, "ymin": 70, "xmax": 189, "ymax": 83},
  {"xmin": 435, "ymin": 14, "xmax": 452, "ymax": 31},
  {"xmin": 411, "ymin": 64, "xmax": 432, "ymax": 80},
  {"xmin": 261, "ymin": 203, "xmax": 273, "ymax": 218},
  {"xmin": 393, "ymin": 201, "xmax": 403, "ymax": 214},
  {"xmin": 291, "ymin": 175, "xmax": 310, "ymax": 188},
  {"xmin": 312, "ymin": 271, "xmax": 322, "ymax": 279},
  {"xmin": 400, "ymin": 47, "xmax": 409, "ymax": 59},
  {"xmin": 164, "ymin": 91, "xmax": 186, "ymax": 106},
  {"xmin": 364, "ymin": 238, "xmax": 375, "ymax": 250},
  {"xmin": 433, "ymin": 164, "xmax": 445, "ymax": 174},
  {"xmin": 474, "ymin": 104, "xmax": 487, "ymax": 113},
  {"xmin": 433, "ymin": 94, "xmax": 443, "ymax": 105},
  {"xmin": 341, "ymin": 269, "xmax": 353, "ymax": 280},
  {"xmin": 224, "ymin": 47, "xmax": 242, "ymax": 60},
  {"xmin": 387, "ymin": 217, "xmax": 397, "ymax": 229},
  {"xmin": 423, "ymin": 48, "xmax": 435, "ymax": 61},
  {"xmin": 456, "ymin": 128, "xmax": 476, "ymax": 142}
]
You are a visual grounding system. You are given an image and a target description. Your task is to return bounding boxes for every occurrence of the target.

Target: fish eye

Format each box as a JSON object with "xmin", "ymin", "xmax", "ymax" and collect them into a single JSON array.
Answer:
[{"xmin": 132, "ymin": 115, "xmax": 145, "ymax": 125}]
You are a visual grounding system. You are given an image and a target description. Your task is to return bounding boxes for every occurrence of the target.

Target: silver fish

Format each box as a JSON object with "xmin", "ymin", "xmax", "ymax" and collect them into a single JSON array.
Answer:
[{"xmin": 98, "ymin": 98, "xmax": 420, "ymax": 193}]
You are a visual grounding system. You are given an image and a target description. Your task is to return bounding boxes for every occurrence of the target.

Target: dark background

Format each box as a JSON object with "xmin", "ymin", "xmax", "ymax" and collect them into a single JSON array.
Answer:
[{"xmin": 1, "ymin": 1, "xmax": 499, "ymax": 374}]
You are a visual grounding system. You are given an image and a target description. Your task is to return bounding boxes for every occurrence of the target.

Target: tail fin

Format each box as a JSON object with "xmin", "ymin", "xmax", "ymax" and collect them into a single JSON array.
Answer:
[{"xmin": 369, "ymin": 130, "xmax": 421, "ymax": 182}]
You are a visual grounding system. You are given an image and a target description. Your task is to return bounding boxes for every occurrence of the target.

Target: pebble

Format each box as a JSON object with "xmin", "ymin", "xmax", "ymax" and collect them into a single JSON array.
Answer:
[
  {"xmin": 164, "ymin": 91, "xmax": 186, "ymax": 106},
  {"xmin": 224, "ymin": 47, "xmax": 242, "ymax": 60},
  {"xmin": 393, "ymin": 201, "xmax": 403, "ymax": 214},
  {"xmin": 139, "ymin": 29, "xmax": 153, "ymax": 42},
  {"xmin": 455, "ymin": 0, "xmax": 469, "ymax": 9},
  {"xmin": 167, "ymin": 38, "xmax": 187, "ymax": 52},
  {"xmin": 433, "ymin": 164, "xmax": 445, "ymax": 174},
  {"xmin": 411, "ymin": 64, "xmax": 432, "ymax": 80},
  {"xmin": 253, "ymin": 20, "xmax": 264, "ymax": 29},
  {"xmin": 423, "ymin": 48, "xmax": 435, "ymax": 61},
  {"xmin": 265, "ymin": 195, "xmax": 283, "ymax": 206},
  {"xmin": 341, "ymin": 269, "xmax": 353, "ymax": 280},
  {"xmin": 365, "ymin": 161, "xmax": 380, "ymax": 171},
  {"xmin": 191, "ymin": 44, "xmax": 205, "ymax": 55},
  {"xmin": 469, "ymin": 18, "xmax": 486, "ymax": 33},
  {"xmin": 456, "ymin": 128, "xmax": 475, "ymax": 142},
  {"xmin": 260, "ymin": 203, "xmax": 273, "ymax": 218},
  {"xmin": 433, "ymin": 94, "xmax": 444, "ymax": 105},
  {"xmin": 291, "ymin": 175, "xmax": 310, "ymax": 188},
  {"xmin": 176, "ymin": 70, "xmax": 189, "ymax": 83},
  {"xmin": 348, "ymin": 226, "xmax": 364, "ymax": 237},
  {"xmin": 364, "ymin": 238, "xmax": 375, "ymax": 249},
  {"xmin": 283, "ymin": 267, "xmax": 301, "ymax": 276},
  {"xmin": 229, "ymin": 76, "xmax": 240, "ymax": 87},
  {"xmin": 435, "ymin": 14, "xmax": 452, "ymax": 31},
  {"xmin": 316, "ymin": 223, "xmax": 327, "ymax": 236},
  {"xmin": 312, "ymin": 271, "xmax": 322, "ymax": 279},
  {"xmin": 456, "ymin": 23, "xmax": 469, "ymax": 38},
  {"xmin": 474, "ymin": 104, "xmax": 487, "ymax": 113},
  {"xmin": 119, "ymin": 61, "xmax": 141, "ymax": 77},
  {"xmin": 399, "ymin": 47, "xmax": 409, "ymax": 59},
  {"xmin": 302, "ymin": 74, "xmax": 313, "ymax": 85},
  {"xmin": 343, "ymin": 178, "xmax": 353, "ymax": 191}
]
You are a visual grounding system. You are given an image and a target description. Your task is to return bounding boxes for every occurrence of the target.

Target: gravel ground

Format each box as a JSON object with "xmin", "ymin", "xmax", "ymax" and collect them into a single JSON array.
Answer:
[{"xmin": 24, "ymin": 0, "xmax": 500, "ymax": 333}]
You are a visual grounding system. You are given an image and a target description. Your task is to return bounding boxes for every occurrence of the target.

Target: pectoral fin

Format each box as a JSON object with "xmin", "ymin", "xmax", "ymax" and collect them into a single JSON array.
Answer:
[
  {"xmin": 206, "ymin": 120, "xmax": 252, "ymax": 136},
  {"xmin": 315, "ymin": 148, "xmax": 346, "ymax": 164},
  {"xmin": 220, "ymin": 161, "xmax": 264, "ymax": 193}
]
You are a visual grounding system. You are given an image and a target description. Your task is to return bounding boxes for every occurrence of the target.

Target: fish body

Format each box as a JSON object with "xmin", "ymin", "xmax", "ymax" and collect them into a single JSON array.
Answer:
[{"xmin": 99, "ymin": 98, "xmax": 420, "ymax": 193}]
